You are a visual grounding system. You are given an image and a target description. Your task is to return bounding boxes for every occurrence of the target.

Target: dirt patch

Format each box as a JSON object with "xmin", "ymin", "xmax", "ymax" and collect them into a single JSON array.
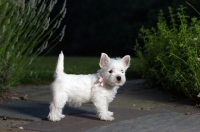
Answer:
[{"xmin": 0, "ymin": 89, "xmax": 15, "ymax": 103}]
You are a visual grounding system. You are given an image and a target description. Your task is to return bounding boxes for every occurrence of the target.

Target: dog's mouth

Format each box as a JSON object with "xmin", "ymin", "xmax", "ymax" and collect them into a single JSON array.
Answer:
[
  {"xmin": 117, "ymin": 80, "xmax": 122, "ymax": 84},
  {"xmin": 115, "ymin": 80, "xmax": 125, "ymax": 86},
  {"xmin": 104, "ymin": 76, "xmax": 125, "ymax": 86},
  {"xmin": 118, "ymin": 82, "xmax": 124, "ymax": 86},
  {"xmin": 106, "ymin": 80, "xmax": 123, "ymax": 87}
]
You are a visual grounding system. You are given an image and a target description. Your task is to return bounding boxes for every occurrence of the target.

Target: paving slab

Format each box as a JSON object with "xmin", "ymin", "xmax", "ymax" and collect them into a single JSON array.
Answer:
[
  {"xmin": 0, "ymin": 117, "xmax": 33, "ymax": 129},
  {"xmin": 14, "ymin": 108, "xmax": 156, "ymax": 132},
  {"xmin": 11, "ymin": 85, "xmax": 51, "ymax": 102},
  {"xmin": 0, "ymin": 100, "xmax": 95, "ymax": 121},
  {"xmin": 12, "ymin": 99, "xmax": 200, "ymax": 132},
  {"xmin": 84, "ymin": 112, "xmax": 200, "ymax": 132},
  {"xmin": 1, "ymin": 79, "xmax": 200, "ymax": 132}
]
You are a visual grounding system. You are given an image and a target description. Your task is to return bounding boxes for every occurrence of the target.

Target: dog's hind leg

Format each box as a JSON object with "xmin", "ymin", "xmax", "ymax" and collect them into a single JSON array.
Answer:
[{"xmin": 48, "ymin": 93, "xmax": 68, "ymax": 122}]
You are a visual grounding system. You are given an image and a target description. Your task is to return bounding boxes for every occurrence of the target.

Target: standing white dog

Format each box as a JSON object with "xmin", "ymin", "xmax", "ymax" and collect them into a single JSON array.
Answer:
[{"xmin": 48, "ymin": 52, "xmax": 130, "ymax": 122}]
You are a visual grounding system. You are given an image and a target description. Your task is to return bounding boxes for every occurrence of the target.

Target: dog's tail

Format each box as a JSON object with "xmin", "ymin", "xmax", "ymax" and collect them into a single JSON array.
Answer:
[{"xmin": 54, "ymin": 51, "xmax": 64, "ymax": 77}]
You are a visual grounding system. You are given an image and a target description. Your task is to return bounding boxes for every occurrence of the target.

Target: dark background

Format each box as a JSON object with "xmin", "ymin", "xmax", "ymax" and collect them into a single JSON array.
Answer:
[{"xmin": 46, "ymin": 0, "xmax": 200, "ymax": 57}]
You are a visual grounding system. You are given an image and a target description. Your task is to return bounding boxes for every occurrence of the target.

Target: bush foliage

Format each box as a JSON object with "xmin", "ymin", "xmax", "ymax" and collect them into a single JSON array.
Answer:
[
  {"xmin": 135, "ymin": 5, "xmax": 200, "ymax": 101},
  {"xmin": 0, "ymin": 0, "xmax": 66, "ymax": 92}
]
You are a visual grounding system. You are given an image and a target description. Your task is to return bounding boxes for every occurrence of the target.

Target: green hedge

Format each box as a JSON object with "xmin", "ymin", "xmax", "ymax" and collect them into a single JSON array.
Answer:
[{"xmin": 135, "ymin": 5, "xmax": 200, "ymax": 102}]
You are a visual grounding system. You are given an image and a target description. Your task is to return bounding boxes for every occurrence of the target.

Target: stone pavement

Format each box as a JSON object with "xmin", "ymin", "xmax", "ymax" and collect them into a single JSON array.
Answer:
[{"xmin": 0, "ymin": 79, "xmax": 200, "ymax": 132}]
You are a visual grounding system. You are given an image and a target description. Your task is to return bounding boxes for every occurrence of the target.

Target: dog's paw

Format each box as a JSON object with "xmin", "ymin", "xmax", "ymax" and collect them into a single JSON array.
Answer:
[
  {"xmin": 60, "ymin": 114, "xmax": 65, "ymax": 118},
  {"xmin": 48, "ymin": 115, "xmax": 62, "ymax": 122},
  {"xmin": 100, "ymin": 115, "xmax": 115, "ymax": 121},
  {"xmin": 107, "ymin": 111, "xmax": 114, "ymax": 116}
]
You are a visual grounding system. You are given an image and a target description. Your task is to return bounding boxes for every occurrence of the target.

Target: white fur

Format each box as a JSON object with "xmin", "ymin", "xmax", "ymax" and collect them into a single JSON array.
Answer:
[{"xmin": 48, "ymin": 52, "xmax": 130, "ymax": 122}]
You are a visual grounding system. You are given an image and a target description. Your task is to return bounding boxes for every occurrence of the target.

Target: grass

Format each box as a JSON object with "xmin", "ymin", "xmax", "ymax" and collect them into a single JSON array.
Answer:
[{"xmin": 19, "ymin": 56, "xmax": 143, "ymax": 85}]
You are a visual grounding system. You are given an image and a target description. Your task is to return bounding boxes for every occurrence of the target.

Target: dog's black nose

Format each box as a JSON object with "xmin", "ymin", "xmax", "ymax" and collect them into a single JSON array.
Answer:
[{"xmin": 116, "ymin": 76, "xmax": 121, "ymax": 81}]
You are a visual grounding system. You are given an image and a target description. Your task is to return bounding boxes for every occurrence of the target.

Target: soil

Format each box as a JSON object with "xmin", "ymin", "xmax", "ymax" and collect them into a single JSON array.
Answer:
[{"xmin": 0, "ymin": 89, "xmax": 15, "ymax": 103}]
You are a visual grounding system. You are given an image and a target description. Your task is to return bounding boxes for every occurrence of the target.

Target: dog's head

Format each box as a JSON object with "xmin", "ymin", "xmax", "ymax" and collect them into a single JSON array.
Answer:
[{"xmin": 98, "ymin": 53, "xmax": 130, "ymax": 87}]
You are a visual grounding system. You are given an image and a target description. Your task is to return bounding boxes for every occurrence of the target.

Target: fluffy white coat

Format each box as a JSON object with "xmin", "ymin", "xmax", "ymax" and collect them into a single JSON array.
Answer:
[{"xmin": 48, "ymin": 52, "xmax": 130, "ymax": 121}]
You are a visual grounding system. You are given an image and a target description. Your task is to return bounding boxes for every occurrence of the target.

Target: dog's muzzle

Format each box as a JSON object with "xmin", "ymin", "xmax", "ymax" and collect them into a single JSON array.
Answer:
[{"xmin": 116, "ymin": 76, "xmax": 121, "ymax": 82}]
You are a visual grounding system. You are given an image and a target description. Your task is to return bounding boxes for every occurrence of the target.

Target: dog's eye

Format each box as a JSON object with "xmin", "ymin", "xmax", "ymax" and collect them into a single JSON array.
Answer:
[
  {"xmin": 109, "ymin": 70, "xmax": 113, "ymax": 74},
  {"xmin": 121, "ymin": 70, "xmax": 124, "ymax": 73}
]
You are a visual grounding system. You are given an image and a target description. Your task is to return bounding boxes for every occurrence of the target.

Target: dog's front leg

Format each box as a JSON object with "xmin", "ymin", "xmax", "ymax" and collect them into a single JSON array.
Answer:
[{"xmin": 93, "ymin": 97, "xmax": 114, "ymax": 121}]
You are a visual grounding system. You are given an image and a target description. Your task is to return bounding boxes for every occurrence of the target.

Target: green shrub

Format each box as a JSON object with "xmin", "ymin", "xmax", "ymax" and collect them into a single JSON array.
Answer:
[
  {"xmin": 135, "ymin": 5, "xmax": 200, "ymax": 101},
  {"xmin": 0, "ymin": 0, "xmax": 66, "ymax": 92}
]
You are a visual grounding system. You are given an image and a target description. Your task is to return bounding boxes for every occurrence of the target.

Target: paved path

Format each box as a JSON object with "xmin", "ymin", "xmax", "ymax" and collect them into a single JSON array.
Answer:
[{"xmin": 0, "ymin": 79, "xmax": 200, "ymax": 132}]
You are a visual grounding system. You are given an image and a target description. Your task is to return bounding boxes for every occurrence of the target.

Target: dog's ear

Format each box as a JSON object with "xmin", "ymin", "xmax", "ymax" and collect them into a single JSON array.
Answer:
[
  {"xmin": 99, "ymin": 53, "xmax": 110, "ymax": 68},
  {"xmin": 122, "ymin": 55, "xmax": 130, "ymax": 70}
]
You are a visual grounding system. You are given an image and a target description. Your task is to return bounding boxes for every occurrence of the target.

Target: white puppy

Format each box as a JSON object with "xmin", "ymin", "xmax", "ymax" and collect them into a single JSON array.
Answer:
[{"xmin": 48, "ymin": 52, "xmax": 130, "ymax": 122}]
